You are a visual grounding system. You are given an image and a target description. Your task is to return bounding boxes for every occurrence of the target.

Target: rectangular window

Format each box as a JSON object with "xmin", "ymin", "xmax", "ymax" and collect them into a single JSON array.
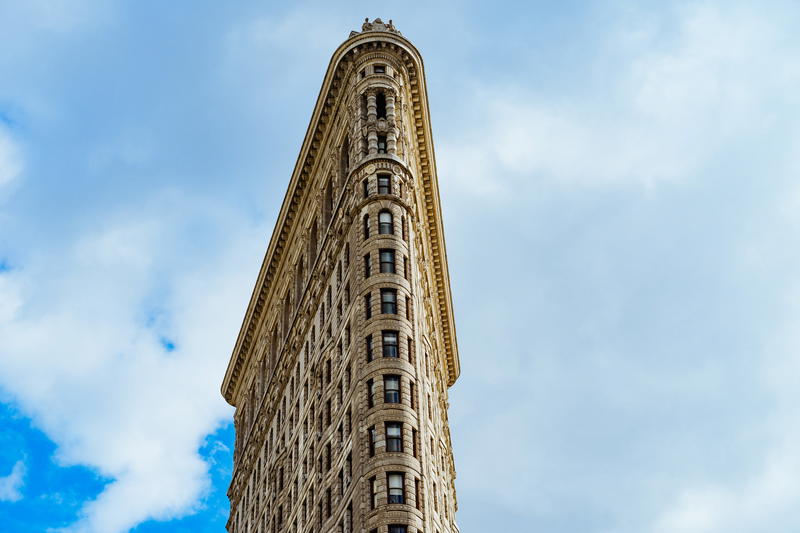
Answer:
[
  {"xmin": 370, "ymin": 476, "xmax": 378, "ymax": 509},
  {"xmin": 373, "ymin": 64, "xmax": 386, "ymax": 74},
  {"xmin": 362, "ymin": 178, "xmax": 369, "ymax": 198},
  {"xmin": 380, "ymin": 288, "xmax": 397, "ymax": 314},
  {"xmin": 376, "ymin": 92, "xmax": 387, "ymax": 119},
  {"xmin": 379, "ymin": 249, "xmax": 396, "ymax": 274},
  {"xmin": 364, "ymin": 253, "xmax": 371, "ymax": 278},
  {"xmin": 384, "ymin": 375, "xmax": 400, "ymax": 403},
  {"xmin": 386, "ymin": 422, "xmax": 403, "ymax": 452},
  {"xmin": 366, "ymin": 334, "xmax": 373, "ymax": 362},
  {"xmin": 382, "ymin": 331, "xmax": 398, "ymax": 358},
  {"xmin": 387, "ymin": 472, "xmax": 405, "ymax": 504},
  {"xmin": 368, "ymin": 425, "xmax": 376, "ymax": 456},
  {"xmin": 415, "ymin": 478, "xmax": 420, "ymax": 509},
  {"xmin": 403, "ymin": 256, "xmax": 408, "ymax": 279},
  {"xmin": 377, "ymin": 173, "xmax": 391, "ymax": 195},
  {"xmin": 412, "ymin": 428, "xmax": 418, "ymax": 458},
  {"xmin": 367, "ymin": 378, "xmax": 375, "ymax": 409},
  {"xmin": 388, "ymin": 526, "xmax": 407, "ymax": 533},
  {"xmin": 379, "ymin": 211, "xmax": 393, "ymax": 234},
  {"xmin": 363, "ymin": 214, "xmax": 370, "ymax": 239},
  {"xmin": 364, "ymin": 293, "xmax": 372, "ymax": 320},
  {"xmin": 377, "ymin": 135, "xmax": 387, "ymax": 153},
  {"xmin": 405, "ymin": 296, "xmax": 411, "ymax": 320},
  {"xmin": 410, "ymin": 382, "xmax": 416, "ymax": 410}
]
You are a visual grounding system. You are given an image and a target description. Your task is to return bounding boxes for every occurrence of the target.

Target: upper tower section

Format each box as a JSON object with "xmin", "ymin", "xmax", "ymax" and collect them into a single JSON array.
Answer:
[{"xmin": 221, "ymin": 18, "xmax": 459, "ymax": 406}]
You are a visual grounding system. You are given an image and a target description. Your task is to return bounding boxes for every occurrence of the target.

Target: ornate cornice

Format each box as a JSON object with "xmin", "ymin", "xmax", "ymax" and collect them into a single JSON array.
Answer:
[{"xmin": 222, "ymin": 23, "xmax": 460, "ymax": 405}]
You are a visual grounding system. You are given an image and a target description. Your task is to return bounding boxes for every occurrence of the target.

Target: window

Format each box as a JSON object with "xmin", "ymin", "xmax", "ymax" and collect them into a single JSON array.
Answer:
[
  {"xmin": 379, "ymin": 249, "xmax": 395, "ymax": 274},
  {"xmin": 403, "ymin": 256, "xmax": 408, "ymax": 279},
  {"xmin": 388, "ymin": 528, "xmax": 406, "ymax": 533},
  {"xmin": 405, "ymin": 296, "xmax": 411, "ymax": 320},
  {"xmin": 364, "ymin": 293, "xmax": 372, "ymax": 320},
  {"xmin": 377, "ymin": 135, "xmax": 387, "ymax": 153},
  {"xmin": 412, "ymin": 428, "xmax": 418, "ymax": 457},
  {"xmin": 363, "ymin": 214, "xmax": 370, "ymax": 239},
  {"xmin": 324, "ymin": 179, "xmax": 333, "ymax": 227},
  {"xmin": 341, "ymin": 134, "xmax": 350, "ymax": 178},
  {"xmin": 362, "ymin": 178, "xmax": 369, "ymax": 198},
  {"xmin": 410, "ymin": 382, "xmax": 416, "ymax": 410},
  {"xmin": 382, "ymin": 330, "xmax": 398, "ymax": 357},
  {"xmin": 370, "ymin": 476, "xmax": 378, "ymax": 509},
  {"xmin": 364, "ymin": 253, "xmax": 371, "ymax": 278},
  {"xmin": 379, "ymin": 210, "xmax": 393, "ymax": 234},
  {"xmin": 381, "ymin": 288, "xmax": 397, "ymax": 314},
  {"xmin": 384, "ymin": 375, "xmax": 400, "ymax": 403},
  {"xmin": 386, "ymin": 422, "xmax": 403, "ymax": 452},
  {"xmin": 368, "ymin": 425, "xmax": 376, "ymax": 456},
  {"xmin": 401, "ymin": 216, "xmax": 407, "ymax": 241},
  {"xmin": 415, "ymin": 478, "xmax": 421, "ymax": 509},
  {"xmin": 387, "ymin": 473, "xmax": 405, "ymax": 504},
  {"xmin": 376, "ymin": 92, "xmax": 386, "ymax": 119},
  {"xmin": 377, "ymin": 173, "xmax": 391, "ymax": 194},
  {"xmin": 367, "ymin": 379, "xmax": 375, "ymax": 408},
  {"xmin": 374, "ymin": 64, "xmax": 386, "ymax": 74},
  {"xmin": 366, "ymin": 334, "xmax": 373, "ymax": 362}
]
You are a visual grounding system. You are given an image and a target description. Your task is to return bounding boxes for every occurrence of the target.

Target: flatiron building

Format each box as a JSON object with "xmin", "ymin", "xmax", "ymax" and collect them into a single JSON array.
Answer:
[{"xmin": 222, "ymin": 18, "xmax": 461, "ymax": 533}]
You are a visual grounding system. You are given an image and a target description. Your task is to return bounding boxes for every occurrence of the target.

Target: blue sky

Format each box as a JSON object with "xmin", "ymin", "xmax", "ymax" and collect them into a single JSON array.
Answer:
[{"xmin": 1, "ymin": 1, "xmax": 799, "ymax": 532}]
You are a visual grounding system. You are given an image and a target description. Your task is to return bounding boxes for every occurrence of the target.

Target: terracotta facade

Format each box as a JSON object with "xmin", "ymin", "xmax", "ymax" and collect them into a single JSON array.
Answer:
[{"xmin": 221, "ymin": 19, "xmax": 461, "ymax": 533}]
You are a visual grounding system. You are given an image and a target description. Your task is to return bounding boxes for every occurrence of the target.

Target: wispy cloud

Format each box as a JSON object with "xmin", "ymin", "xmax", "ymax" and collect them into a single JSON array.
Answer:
[
  {"xmin": 0, "ymin": 125, "xmax": 22, "ymax": 188},
  {"xmin": 0, "ymin": 460, "xmax": 25, "ymax": 502},
  {"xmin": 438, "ymin": 3, "xmax": 800, "ymax": 200}
]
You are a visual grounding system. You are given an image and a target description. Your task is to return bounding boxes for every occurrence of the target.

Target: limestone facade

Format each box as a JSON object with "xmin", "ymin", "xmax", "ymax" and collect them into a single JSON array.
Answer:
[{"xmin": 221, "ymin": 18, "xmax": 461, "ymax": 533}]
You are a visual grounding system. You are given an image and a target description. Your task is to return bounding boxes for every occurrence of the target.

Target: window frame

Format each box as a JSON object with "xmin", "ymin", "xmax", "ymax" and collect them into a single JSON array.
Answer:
[
  {"xmin": 384, "ymin": 374, "xmax": 400, "ymax": 403},
  {"xmin": 378, "ymin": 210, "xmax": 394, "ymax": 235},
  {"xmin": 381, "ymin": 288, "xmax": 397, "ymax": 314},
  {"xmin": 382, "ymin": 330, "xmax": 399, "ymax": 358},
  {"xmin": 379, "ymin": 248, "xmax": 396, "ymax": 274},
  {"xmin": 386, "ymin": 422, "xmax": 403, "ymax": 452}
]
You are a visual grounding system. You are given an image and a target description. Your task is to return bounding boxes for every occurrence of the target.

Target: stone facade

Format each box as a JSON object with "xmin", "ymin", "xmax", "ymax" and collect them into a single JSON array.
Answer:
[{"xmin": 221, "ymin": 19, "xmax": 461, "ymax": 533}]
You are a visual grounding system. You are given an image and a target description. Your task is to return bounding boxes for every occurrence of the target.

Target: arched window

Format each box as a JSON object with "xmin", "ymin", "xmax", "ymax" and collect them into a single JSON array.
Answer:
[{"xmin": 379, "ymin": 210, "xmax": 393, "ymax": 235}]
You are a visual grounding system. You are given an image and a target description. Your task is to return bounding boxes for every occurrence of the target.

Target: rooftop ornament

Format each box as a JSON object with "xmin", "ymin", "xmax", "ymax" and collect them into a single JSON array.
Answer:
[{"xmin": 349, "ymin": 17, "xmax": 401, "ymax": 38}]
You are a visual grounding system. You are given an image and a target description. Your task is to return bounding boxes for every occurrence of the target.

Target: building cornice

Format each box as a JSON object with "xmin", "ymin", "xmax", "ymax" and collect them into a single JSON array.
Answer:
[{"xmin": 221, "ymin": 25, "xmax": 460, "ymax": 405}]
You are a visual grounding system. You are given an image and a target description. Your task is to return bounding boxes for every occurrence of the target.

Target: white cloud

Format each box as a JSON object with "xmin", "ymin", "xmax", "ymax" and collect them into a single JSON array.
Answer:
[
  {"xmin": 0, "ymin": 125, "xmax": 22, "ymax": 187},
  {"xmin": 437, "ymin": 3, "xmax": 800, "ymax": 200},
  {"xmin": 0, "ymin": 195, "xmax": 266, "ymax": 532},
  {"xmin": 0, "ymin": 460, "xmax": 25, "ymax": 502}
]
